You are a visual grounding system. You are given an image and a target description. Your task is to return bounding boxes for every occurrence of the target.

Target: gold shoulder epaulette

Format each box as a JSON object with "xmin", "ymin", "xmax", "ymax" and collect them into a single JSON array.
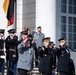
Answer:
[
  {"xmin": 57, "ymin": 46, "xmax": 60, "ymax": 49},
  {"xmin": 42, "ymin": 47, "xmax": 45, "ymax": 51}
]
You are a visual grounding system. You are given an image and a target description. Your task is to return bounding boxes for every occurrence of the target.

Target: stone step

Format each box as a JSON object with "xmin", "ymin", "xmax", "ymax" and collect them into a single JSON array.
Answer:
[
  {"xmin": 27, "ymin": 68, "xmax": 39, "ymax": 75},
  {"xmin": 33, "ymin": 68, "xmax": 39, "ymax": 71},
  {"xmin": 31, "ymin": 70, "xmax": 39, "ymax": 73}
]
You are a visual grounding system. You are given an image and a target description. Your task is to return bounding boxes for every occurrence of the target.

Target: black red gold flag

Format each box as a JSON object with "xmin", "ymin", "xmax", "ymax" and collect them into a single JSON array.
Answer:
[{"xmin": 3, "ymin": 0, "xmax": 14, "ymax": 27}]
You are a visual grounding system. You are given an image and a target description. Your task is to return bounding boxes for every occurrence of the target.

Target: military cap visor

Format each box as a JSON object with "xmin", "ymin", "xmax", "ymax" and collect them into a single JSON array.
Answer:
[
  {"xmin": 58, "ymin": 37, "xmax": 67, "ymax": 42},
  {"xmin": 0, "ymin": 29, "xmax": 5, "ymax": 34},
  {"xmin": 21, "ymin": 31, "xmax": 28, "ymax": 35},
  {"xmin": 8, "ymin": 29, "xmax": 16, "ymax": 33},
  {"xmin": 49, "ymin": 41, "xmax": 55, "ymax": 45},
  {"xmin": 42, "ymin": 37, "xmax": 51, "ymax": 42}
]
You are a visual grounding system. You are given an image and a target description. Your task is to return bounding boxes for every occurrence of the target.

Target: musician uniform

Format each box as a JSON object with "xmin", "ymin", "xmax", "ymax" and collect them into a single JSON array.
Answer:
[
  {"xmin": 5, "ymin": 29, "xmax": 18, "ymax": 75},
  {"xmin": 0, "ymin": 29, "xmax": 5, "ymax": 75},
  {"xmin": 49, "ymin": 42, "xmax": 56, "ymax": 75},
  {"xmin": 38, "ymin": 37, "xmax": 53, "ymax": 75}
]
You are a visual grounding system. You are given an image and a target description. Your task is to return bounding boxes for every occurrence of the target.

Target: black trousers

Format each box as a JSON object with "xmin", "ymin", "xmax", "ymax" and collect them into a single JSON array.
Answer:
[
  {"xmin": 7, "ymin": 61, "xmax": 17, "ymax": 75},
  {"xmin": 57, "ymin": 72, "xmax": 69, "ymax": 75},
  {"xmin": 35, "ymin": 48, "xmax": 38, "ymax": 67},
  {"xmin": 18, "ymin": 68, "xmax": 28, "ymax": 75},
  {"xmin": 41, "ymin": 72, "xmax": 52, "ymax": 75},
  {"xmin": 0, "ymin": 59, "xmax": 4, "ymax": 75}
]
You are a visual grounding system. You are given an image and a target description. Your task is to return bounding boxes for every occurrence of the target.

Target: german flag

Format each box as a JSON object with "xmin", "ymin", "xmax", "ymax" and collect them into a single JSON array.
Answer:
[{"xmin": 3, "ymin": 0, "xmax": 14, "ymax": 27}]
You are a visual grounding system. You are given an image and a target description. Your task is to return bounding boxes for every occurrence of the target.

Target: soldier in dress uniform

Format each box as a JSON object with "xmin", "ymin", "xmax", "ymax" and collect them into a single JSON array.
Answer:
[
  {"xmin": 5, "ymin": 29, "xmax": 18, "ymax": 75},
  {"xmin": 38, "ymin": 37, "xmax": 53, "ymax": 75},
  {"xmin": 49, "ymin": 42, "xmax": 56, "ymax": 75},
  {"xmin": 0, "ymin": 29, "xmax": 5, "ymax": 75},
  {"xmin": 56, "ymin": 37, "xmax": 70, "ymax": 75}
]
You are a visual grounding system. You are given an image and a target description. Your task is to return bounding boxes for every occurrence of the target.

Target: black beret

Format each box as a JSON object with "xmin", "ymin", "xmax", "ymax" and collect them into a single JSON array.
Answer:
[
  {"xmin": 8, "ymin": 29, "xmax": 16, "ymax": 33},
  {"xmin": 0, "ymin": 29, "xmax": 5, "ymax": 34},
  {"xmin": 58, "ymin": 37, "xmax": 67, "ymax": 41},
  {"xmin": 21, "ymin": 31, "xmax": 28, "ymax": 35}
]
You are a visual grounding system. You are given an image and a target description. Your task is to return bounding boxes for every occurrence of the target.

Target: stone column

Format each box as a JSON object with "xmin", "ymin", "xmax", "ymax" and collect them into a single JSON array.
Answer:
[
  {"xmin": 36, "ymin": 0, "xmax": 56, "ymax": 42},
  {"xmin": 16, "ymin": 0, "xmax": 23, "ymax": 39}
]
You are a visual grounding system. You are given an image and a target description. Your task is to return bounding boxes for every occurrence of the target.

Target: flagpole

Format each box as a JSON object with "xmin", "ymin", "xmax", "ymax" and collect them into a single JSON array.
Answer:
[{"xmin": 14, "ymin": 0, "xmax": 16, "ymax": 30}]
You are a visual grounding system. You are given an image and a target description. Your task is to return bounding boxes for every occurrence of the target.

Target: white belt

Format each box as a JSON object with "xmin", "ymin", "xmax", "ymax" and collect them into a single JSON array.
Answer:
[{"xmin": 0, "ymin": 55, "xmax": 5, "ymax": 59}]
